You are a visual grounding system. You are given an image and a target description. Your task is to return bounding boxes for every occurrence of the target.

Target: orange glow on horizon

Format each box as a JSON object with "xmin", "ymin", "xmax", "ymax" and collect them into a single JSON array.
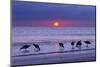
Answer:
[{"xmin": 53, "ymin": 22, "xmax": 60, "ymax": 27}]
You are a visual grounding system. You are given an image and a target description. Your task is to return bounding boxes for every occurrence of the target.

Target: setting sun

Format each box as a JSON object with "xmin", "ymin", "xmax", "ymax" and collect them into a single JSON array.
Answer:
[{"xmin": 53, "ymin": 22, "xmax": 60, "ymax": 27}]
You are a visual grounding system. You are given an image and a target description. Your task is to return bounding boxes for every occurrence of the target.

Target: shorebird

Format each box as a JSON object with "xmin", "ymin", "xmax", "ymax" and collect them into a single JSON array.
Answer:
[
  {"xmin": 20, "ymin": 44, "xmax": 30, "ymax": 51},
  {"xmin": 71, "ymin": 41, "xmax": 75, "ymax": 49},
  {"xmin": 33, "ymin": 44, "xmax": 40, "ymax": 52},
  {"xmin": 84, "ymin": 41, "xmax": 91, "ymax": 48},
  {"xmin": 59, "ymin": 42, "xmax": 64, "ymax": 48},
  {"xmin": 76, "ymin": 40, "xmax": 82, "ymax": 50}
]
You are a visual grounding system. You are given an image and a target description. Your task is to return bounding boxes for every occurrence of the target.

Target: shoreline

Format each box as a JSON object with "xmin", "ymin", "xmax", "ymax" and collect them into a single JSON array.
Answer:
[{"xmin": 12, "ymin": 35, "xmax": 95, "ymax": 43}]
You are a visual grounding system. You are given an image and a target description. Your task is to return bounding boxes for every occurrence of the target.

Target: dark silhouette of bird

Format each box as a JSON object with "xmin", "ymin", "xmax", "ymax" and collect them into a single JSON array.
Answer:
[
  {"xmin": 76, "ymin": 40, "xmax": 82, "ymax": 50},
  {"xmin": 33, "ymin": 44, "xmax": 40, "ymax": 52},
  {"xmin": 20, "ymin": 45, "xmax": 30, "ymax": 51},
  {"xmin": 59, "ymin": 42, "xmax": 64, "ymax": 48},
  {"xmin": 84, "ymin": 41, "xmax": 91, "ymax": 48},
  {"xmin": 71, "ymin": 41, "xmax": 75, "ymax": 49}
]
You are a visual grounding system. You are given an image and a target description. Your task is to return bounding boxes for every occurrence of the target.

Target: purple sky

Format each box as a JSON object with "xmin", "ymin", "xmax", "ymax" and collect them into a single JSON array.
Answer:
[
  {"xmin": 12, "ymin": 1, "xmax": 96, "ymax": 27},
  {"xmin": 13, "ymin": 19, "xmax": 95, "ymax": 27}
]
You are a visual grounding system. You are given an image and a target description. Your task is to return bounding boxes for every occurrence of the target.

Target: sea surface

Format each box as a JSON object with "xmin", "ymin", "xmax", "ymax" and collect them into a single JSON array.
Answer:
[
  {"xmin": 12, "ymin": 27, "xmax": 95, "ymax": 43},
  {"xmin": 12, "ymin": 27, "xmax": 96, "ymax": 65},
  {"xmin": 12, "ymin": 27, "xmax": 95, "ymax": 36}
]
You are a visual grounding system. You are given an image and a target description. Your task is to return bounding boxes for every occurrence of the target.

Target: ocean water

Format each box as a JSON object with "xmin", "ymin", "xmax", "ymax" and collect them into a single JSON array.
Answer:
[
  {"xmin": 12, "ymin": 27, "xmax": 96, "ymax": 65},
  {"xmin": 12, "ymin": 27, "xmax": 95, "ymax": 36},
  {"xmin": 12, "ymin": 27, "xmax": 95, "ymax": 42}
]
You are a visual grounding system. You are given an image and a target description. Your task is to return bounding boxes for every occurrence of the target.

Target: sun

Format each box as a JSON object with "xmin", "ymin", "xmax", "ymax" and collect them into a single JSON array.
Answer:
[{"xmin": 53, "ymin": 22, "xmax": 60, "ymax": 27}]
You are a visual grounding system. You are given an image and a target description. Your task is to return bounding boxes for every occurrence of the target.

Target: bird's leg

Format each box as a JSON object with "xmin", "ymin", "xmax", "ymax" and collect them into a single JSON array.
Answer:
[
  {"xmin": 34, "ymin": 48, "xmax": 40, "ymax": 52},
  {"xmin": 72, "ymin": 45, "xmax": 74, "ymax": 49},
  {"xmin": 59, "ymin": 47, "xmax": 64, "ymax": 51},
  {"xmin": 79, "ymin": 47, "xmax": 82, "ymax": 51},
  {"xmin": 24, "ymin": 49, "xmax": 27, "ymax": 52},
  {"xmin": 78, "ymin": 45, "xmax": 82, "ymax": 50},
  {"xmin": 25, "ymin": 49, "xmax": 30, "ymax": 53},
  {"xmin": 86, "ymin": 44, "xmax": 89, "ymax": 48}
]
